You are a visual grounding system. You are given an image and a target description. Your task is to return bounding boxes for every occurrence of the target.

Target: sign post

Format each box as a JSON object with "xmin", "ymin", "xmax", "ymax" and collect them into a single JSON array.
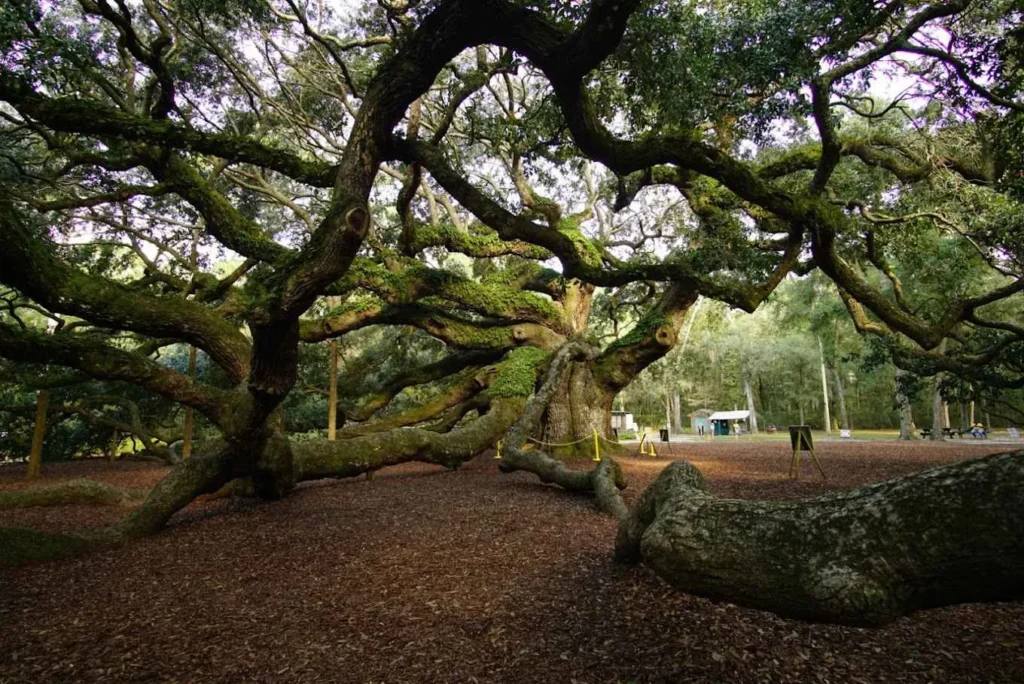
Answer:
[{"xmin": 788, "ymin": 425, "xmax": 825, "ymax": 479}]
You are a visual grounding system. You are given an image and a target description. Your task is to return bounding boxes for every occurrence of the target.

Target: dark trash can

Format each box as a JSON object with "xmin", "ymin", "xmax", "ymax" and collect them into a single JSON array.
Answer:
[{"xmin": 659, "ymin": 429, "xmax": 669, "ymax": 442}]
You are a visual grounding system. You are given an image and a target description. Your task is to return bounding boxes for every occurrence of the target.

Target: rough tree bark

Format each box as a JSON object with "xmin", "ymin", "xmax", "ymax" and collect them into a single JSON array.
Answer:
[
  {"xmin": 616, "ymin": 451, "xmax": 1024, "ymax": 626},
  {"xmin": 542, "ymin": 360, "xmax": 615, "ymax": 449},
  {"xmin": 328, "ymin": 341, "xmax": 339, "ymax": 441}
]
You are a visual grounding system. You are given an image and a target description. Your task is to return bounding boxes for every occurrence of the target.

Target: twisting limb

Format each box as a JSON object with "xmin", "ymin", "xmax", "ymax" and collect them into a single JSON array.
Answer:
[
  {"xmin": 497, "ymin": 340, "xmax": 629, "ymax": 520},
  {"xmin": 344, "ymin": 349, "xmax": 504, "ymax": 422},
  {"xmin": 336, "ymin": 369, "xmax": 489, "ymax": 438}
]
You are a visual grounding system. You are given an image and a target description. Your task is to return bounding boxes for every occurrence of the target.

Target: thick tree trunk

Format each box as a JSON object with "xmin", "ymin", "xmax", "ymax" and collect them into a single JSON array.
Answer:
[
  {"xmin": 616, "ymin": 451, "xmax": 1024, "ymax": 626},
  {"xmin": 895, "ymin": 371, "xmax": 916, "ymax": 440},
  {"xmin": 542, "ymin": 360, "xmax": 615, "ymax": 455},
  {"xmin": 742, "ymin": 372, "xmax": 759, "ymax": 434},
  {"xmin": 328, "ymin": 341, "xmax": 339, "ymax": 440},
  {"xmin": 107, "ymin": 427, "xmax": 119, "ymax": 463}
]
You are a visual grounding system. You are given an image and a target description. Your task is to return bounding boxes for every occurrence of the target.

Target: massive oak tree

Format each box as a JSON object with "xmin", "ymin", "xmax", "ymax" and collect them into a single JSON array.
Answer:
[{"xmin": 0, "ymin": 0, "xmax": 1022, "ymax": 624}]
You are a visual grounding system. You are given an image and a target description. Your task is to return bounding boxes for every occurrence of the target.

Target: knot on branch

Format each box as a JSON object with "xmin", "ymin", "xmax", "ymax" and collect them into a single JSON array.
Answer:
[
  {"xmin": 654, "ymin": 325, "xmax": 676, "ymax": 347},
  {"xmin": 344, "ymin": 207, "xmax": 371, "ymax": 239}
]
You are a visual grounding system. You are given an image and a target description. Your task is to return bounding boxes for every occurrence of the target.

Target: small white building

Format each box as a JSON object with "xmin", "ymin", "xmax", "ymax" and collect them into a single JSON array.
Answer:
[{"xmin": 610, "ymin": 410, "xmax": 637, "ymax": 432}]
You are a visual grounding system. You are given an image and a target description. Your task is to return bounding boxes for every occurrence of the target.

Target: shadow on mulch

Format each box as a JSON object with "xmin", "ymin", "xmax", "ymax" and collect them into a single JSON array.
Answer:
[{"xmin": 1, "ymin": 441, "xmax": 1021, "ymax": 683}]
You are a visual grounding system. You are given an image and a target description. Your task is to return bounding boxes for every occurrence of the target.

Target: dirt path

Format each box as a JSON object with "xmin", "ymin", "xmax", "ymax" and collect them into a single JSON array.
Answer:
[{"xmin": 1, "ymin": 442, "xmax": 1022, "ymax": 683}]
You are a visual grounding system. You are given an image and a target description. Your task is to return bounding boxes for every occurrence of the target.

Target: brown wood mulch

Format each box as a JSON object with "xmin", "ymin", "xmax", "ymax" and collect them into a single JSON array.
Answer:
[{"xmin": 1, "ymin": 441, "xmax": 1022, "ymax": 683}]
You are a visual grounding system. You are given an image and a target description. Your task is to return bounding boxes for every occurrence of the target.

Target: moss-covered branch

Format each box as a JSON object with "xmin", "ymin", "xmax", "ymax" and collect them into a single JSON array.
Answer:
[
  {"xmin": 337, "ymin": 369, "xmax": 487, "ymax": 437},
  {"xmin": 0, "ymin": 74, "xmax": 336, "ymax": 187},
  {"xmin": 292, "ymin": 397, "xmax": 525, "ymax": 481}
]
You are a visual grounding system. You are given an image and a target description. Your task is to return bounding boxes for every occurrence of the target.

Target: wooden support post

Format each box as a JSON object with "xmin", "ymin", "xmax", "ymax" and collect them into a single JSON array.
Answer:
[
  {"xmin": 26, "ymin": 390, "xmax": 49, "ymax": 481},
  {"xmin": 328, "ymin": 341, "xmax": 339, "ymax": 441},
  {"xmin": 181, "ymin": 346, "xmax": 198, "ymax": 459}
]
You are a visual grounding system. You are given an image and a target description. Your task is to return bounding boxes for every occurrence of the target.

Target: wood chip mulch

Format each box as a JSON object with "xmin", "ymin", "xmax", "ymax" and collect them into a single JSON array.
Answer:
[{"xmin": 1, "ymin": 441, "xmax": 1022, "ymax": 683}]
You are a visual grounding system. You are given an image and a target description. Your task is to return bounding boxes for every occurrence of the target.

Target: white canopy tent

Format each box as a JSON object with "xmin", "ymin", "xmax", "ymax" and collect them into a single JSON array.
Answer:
[{"xmin": 708, "ymin": 410, "xmax": 751, "ymax": 435}]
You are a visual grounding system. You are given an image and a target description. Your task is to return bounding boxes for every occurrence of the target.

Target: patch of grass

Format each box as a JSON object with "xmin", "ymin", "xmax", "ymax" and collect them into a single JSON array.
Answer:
[{"xmin": 0, "ymin": 527, "xmax": 95, "ymax": 567}]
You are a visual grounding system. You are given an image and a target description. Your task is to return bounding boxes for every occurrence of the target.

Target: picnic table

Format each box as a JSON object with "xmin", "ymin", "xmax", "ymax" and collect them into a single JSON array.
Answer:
[
  {"xmin": 941, "ymin": 427, "xmax": 961, "ymax": 439},
  {"xmin": 920, "ymin": 427, "xmax": 932, "ymax": 438}
]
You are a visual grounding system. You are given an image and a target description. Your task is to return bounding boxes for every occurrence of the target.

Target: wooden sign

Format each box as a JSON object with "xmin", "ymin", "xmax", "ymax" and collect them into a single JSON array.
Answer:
[{"xmin": 788, "ymin": 425, "xmax": 825, "ymax": 479}]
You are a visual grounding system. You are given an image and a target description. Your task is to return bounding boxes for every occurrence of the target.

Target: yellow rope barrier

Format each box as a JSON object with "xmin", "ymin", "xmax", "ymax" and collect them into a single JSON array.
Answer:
[
  {"xmin": 526, "ymin": 435, "xmax": 593, "ymax": 447},
  {"xmin": 524, "ymin": 430, "xmax": 614, "ymax": 461}
]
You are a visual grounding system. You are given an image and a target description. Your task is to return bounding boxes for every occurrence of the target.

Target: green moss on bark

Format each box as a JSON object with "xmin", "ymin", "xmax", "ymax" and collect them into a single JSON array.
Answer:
[{"xmin": 490, "ymin": 347, "xmax": 550, "ymax": 397}]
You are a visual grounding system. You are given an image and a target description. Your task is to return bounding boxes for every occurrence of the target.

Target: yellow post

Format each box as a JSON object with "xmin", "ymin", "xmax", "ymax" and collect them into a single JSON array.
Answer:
[
  {"xmin": 494, "ymin": 440, "xmax": 503, "ymax": 459},
  {"xmin": 592, "ymin": 429, "xmax": 601, "ymax": 461}
]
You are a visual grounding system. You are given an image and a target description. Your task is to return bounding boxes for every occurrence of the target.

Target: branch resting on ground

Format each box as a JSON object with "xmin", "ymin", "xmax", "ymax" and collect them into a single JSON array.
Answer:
[{"xmin": 616, "ymin": 452, "xmax": 1024, "ymax": 626}]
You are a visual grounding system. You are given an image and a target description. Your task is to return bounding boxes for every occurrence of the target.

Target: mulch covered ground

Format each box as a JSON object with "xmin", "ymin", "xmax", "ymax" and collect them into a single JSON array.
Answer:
[{"xmin": 1, "ymin": 441, "xmax": 1022, "ymax": 683}]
